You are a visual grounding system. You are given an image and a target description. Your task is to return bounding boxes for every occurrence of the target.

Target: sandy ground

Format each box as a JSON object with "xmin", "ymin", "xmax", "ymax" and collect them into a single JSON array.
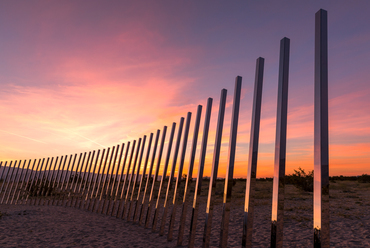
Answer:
[{"xmin": 0, "ymin": 181, "xmax": 369, "ymax": 247}]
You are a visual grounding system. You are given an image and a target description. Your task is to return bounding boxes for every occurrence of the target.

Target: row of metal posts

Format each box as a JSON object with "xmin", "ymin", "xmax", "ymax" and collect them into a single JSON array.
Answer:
[{"xmin": 0, "ymin": 9, "xmax": 328, "ymax": 248}]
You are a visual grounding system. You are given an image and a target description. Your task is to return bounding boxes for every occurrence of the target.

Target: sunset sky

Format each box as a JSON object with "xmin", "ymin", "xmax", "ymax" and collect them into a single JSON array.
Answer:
[{"xmin": 0, "ymin": 1, "xmax": 369, "ymax": 178}]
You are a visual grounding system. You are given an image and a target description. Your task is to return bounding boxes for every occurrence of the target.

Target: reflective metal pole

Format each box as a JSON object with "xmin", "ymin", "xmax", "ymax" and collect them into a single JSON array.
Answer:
[
  {"xmin": 26, "ymin": 159, "xmax": 42, "ymax": 205},
  {"xmin": 242, "ymin": 57, "xmax": 264, "ymax": 248},
  {"xmin": 202, "ymin": 89, "xmax": 227, "ymax": 247},
  {"xmin": 271, "ymin": 38, "xmax": 290, "ymax": 248},
  {"xmin": 13, "ymin": 160, "xmax": 32, "ymax": 204},
  {"xmin": 93, "ymin": 148, "xmax": 110, "ymax": 212},
  {"xmin": 79, "ymin": 151, "xmax": 96, "ymax": 209},
  {"xmin": 102, "ymin": 146, "xmax": 119, "ymax": 214},
  {"xmin": 66, "ymin": 153, "xmax": 84, "ymax": 207},
  {"xmin": 168, "ymin": 112, "xmax": 191, "ymax": 240},
  {"xmin": 177, "ymin": 105, "xmax": 202, "ymax": 246},
  {"xmin": 88, "ymin": 149, "xmax": 105, "ymax": 211},
  {"xmin": 152, "ymin": 123, "xmax": 176, "ymax": 231},
  {"xmin": 58, "ymin": 154, "xmax": 75, "ymax": 206},
  {"xmin": 74, "ymin": 152, "xmax": 92, "ymax": 208},
  {"xmin": 110, "ymin": 144, "xmax": 127, "ymax": 215},
  {"xmin": 0, "ymin": 161, "xmax": 14, "ymax": 203},
  {"xmin": 122, "ymin": 138, "xmax": 142, "ymax": 219},
  {"xmin": 51, "ymin": 156, "xmax": 66, "ymax": 205},
  {"xmin": 98, "ymin": 147, "xmax": 115, "ymax": 213},
  {"xmin": 116, "ymin": 140, "xmax": 136, "ymax": 218},
  {"xmin": 314, "ymin": 9, "xmax": 329, "ymax": 248},
  {"xmin": 112, "ymin": 143, "xmax": 130, "ymax": 216},
  {"xmin": 219, "ymin": 76, "xmax": 242, "ymax": 248},
  {"xmin": 133, "ymin": 133, "xmax": 154, "ymax": 223},
  {"xmin": 107, "ymin": 144, "xmax": 124, "ymax": 214},
  {"xmin": 144, "ymin": 126, "xmax": 167, "ymax": 228},
  {"xmin": 43, "ymin": 157, "xmax": 59, "ymax": 205},
  {"xmin": 129, "ymin": 135, "xmax": 151, "ymax": 221},
  {"xmin": 189, "ymin": 98, "xmax": 213, "ymax": 248},
  {"xmin": 7, "ymin": 160, "xmax": 26, "ymax": 204},
  {"xmin": 138, "ymin": 130, "xmax": 160, "ymax": 224},
  {"xmin": 19, "ymin": 159, "xmax": 36, "ymax": 204},
  {"xmin": 83, "ymin": 150, "xmax": 100, "ymax": 210}
]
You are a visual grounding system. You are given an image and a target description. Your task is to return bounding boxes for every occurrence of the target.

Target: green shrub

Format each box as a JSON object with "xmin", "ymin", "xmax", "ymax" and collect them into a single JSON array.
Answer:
[{"xmin": 286, "ymin": 167, "xmax": 313, "ymax": 192}]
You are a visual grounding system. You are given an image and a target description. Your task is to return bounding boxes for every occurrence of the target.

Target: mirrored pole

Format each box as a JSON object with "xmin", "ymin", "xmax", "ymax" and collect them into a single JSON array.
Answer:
[
  {"xmin": 314, "ymin": 9, "xmax": 329, "ymax": 248},
  {"xmin": 93, "ymin": 148, "xmax": 110, "ymax": 212},
  {"xmin": 7, "ymin": 160, "xmax": 26, "ymax": 204},
  {"xmin": 61, "ymin": 154, "xmax": 78, "ymax": 206},
  {"xmin": 74, "ymin": 152, "xmax": 92, "ymax": 208},
  {"xmin": 19, "ymin": 159, "xmax": 36, "ymax": 204},
  {"xmin": 66, "ymin": 153, "xmax": 84, "ymax": 207},
  {"xmin": 123, "ymin": 138, "xmax": 142, "ymax": 219},
  {"xmin": 83, "ymin": 150, "xmax": 100, "ymax": 209},
  {"xmin": 138, "ymin": 130, "xmax": 160, "ymax": 224},
  {"xmin": 177, "ymin": 105, "xmax": 202, "ymax": 246},
  {"xmin": 242, "ymin": 57, "xmax": 265, "ymax": 248},
  {"xmin": 58, "ymin": 154, "xmax": 75, "ymax": 206},
  {"xmin": 202, "ymin": 89, "xmax": 227, "ymax": 248},
  {"xmin": 102, "ymin": 146, "xmax": 119, "ymax": 214},
  {"xmin": 43, "ymin": 157, "xmax": 59, "ymax": 205},
  {"xmin": 131, "ymin": 134, "xmax": 153, "ymax": 221},
  {"xmin": 88, "ymin": 149, "xmax": 105, "ymax": 211},
  {"xmin": 13, "ymin": 160, "xmax": 32, "ymax": 204},
  {"xmin": 79, "ymin": 151, "xmax": 96, "ymax": 209},
  {"xmin": 110, "ymin": 143, "xmax": 128, "ymax": 215},
  {"xmin": 34, "ymin": 158, "xmax": 49, "ymax": 205},
  {"xmin": 133, "ymin": 133, "xmax": 154, "ymax": 223},
  {"xmin": 26, "ymin": 159, "xmax": 42, "ymax": 205},
  {"xmin": 0, "ymin": 161, "xmax": 14, "ymax": 203},
  {"xmin": 51, "ymin": 156, "xmax": 67, "ymax": 205},
  {"xmin": 116, "ymin": 140, "xmax": 136, "ymax": 218},
  {"xmin": 107, "ymin": 144, "xmax": 124, "ymax": 215},
  {"xmin": 188, "ymin": 97, "xmax": 213, "ymax": 248},
  {"xmin": 168, "ymin": 112, "xmax": 191, "ymax": 240},
  {"xmin": 144, "ymin": 127, "xmax": 167, "ymax": 228},
  {"xmin": 152, "ymin": 123, "xmax": 176, "ymax": 231},
  {"xmin": 219, "ymin": 76, "xmax": 242, "ymax": 248},
  {"xmin": 98, "ymin": 147, "xmax": 115, "ymax": 213},
  {"xmin": 160, "ymin": 117, "xmax": 184, "ymax": 235},
  {"xmin": 271, "ymin": 37, "xmax": 290, "ymax": 248},
  {"xmin": 127, "ymin": 137, "xmax": 146, "ymax": 220}
]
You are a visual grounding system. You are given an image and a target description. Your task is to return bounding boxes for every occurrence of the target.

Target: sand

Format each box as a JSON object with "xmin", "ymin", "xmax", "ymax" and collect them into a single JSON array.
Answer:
[{"xmin": 0, "ymin": 181, "xmax": 369, "ymax": 247}]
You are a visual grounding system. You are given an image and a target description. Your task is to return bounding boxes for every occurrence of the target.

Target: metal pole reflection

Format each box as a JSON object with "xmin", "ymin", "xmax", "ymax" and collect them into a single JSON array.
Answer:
[
  {"xmin": 202, "ymin": 89, "xmax": 227, "ymax": 248},
  {"xmin": 242, "ymin": 57, "xmax": 264, "ymax": 248},
  {"xmin": 152, "ymin": 123, "xmax": 176, "ymax": 231},
  {"xmin": 314, "ymin": 9, "xmax": 329, "ymax": 248},
  {"xmin": 188, "ymin": 98, "xmax": 213, "ymax": 248},
  {"xmin": 168, "ymin": 112, "xmax": 191, "ymax": 241},
  {"xmin": 270, "ymin": 38, "xmax": 290, "ymax": 248},
  {"xmin": 160, "ymin": 117, "xmax": 184, "ymax": 235},
  {"xmin": 177, "ymin": 105, "xmax": 202, "ymax": 246}
]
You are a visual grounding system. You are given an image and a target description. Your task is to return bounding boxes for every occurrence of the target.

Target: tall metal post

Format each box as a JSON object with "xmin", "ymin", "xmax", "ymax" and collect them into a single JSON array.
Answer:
[
  {"xmin": 202, "ymin": 89, "xmax": 227, "ymax": 247},
  {"xmin": 314, "ymin": 9, "xmax": 329, "ymax": 248},
  {"xmin": 188, "ymin": 98, "xmax": 213, "ymax": 248},
  {"xmin": 144, "ymin": 127, "xmax": 167, "ymax": 228},
  {"xmin": 242, "ymin": 57, "xmax": 265, "ymax": 247},
  {"xmin": 160, "ymin": 117, "xmax": 184, "ymax": 235},
  {"xmin": 152, "ymin": 123, "xmax": 176, "ymax": 231},
  {"xmin": 219, "ymin": 76, "xmax": 242, "ymax": 248},
  {"xmin": 133, "ymin": 133, "xmax": 154, "ymax": 223},
  {"xmin": 271, "ymin": 37, "xmax": 290, "ymax": 248},
  {"xmin": 177, "ymin": 105, "xmax": 202, "ymax": 246},
  {"xmin": 138, "ymin": 130, "xmax": 160, "ymax": 224},
  {"xmin": 168, "ymin": 112, "xmax": 191, "ymax": 240},
  {"xmin": 122, "ymin": 138, "xmax": 142, "ymax": 219}
]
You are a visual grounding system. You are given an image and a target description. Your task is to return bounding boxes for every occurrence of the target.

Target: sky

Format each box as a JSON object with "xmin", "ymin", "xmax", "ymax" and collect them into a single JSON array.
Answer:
[{"xmin": 0, "ymin": 1, "xmax": 369, "ymax": 178}]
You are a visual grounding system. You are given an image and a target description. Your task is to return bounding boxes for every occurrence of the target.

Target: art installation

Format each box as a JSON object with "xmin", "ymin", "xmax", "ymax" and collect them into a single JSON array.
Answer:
[{"xmin": 0, "ymin": 9, "xmax": 329, "ymax": 248}]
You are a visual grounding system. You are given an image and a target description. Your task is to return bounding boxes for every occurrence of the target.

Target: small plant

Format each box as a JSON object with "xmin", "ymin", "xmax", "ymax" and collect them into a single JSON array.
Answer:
[
  {"xmin": 358, "ymin": 174, "xmax": 370, "ymax": 183},
  {"xmin": 286, "ymin": 167, "xmax": 313, "ymax": 192}
]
